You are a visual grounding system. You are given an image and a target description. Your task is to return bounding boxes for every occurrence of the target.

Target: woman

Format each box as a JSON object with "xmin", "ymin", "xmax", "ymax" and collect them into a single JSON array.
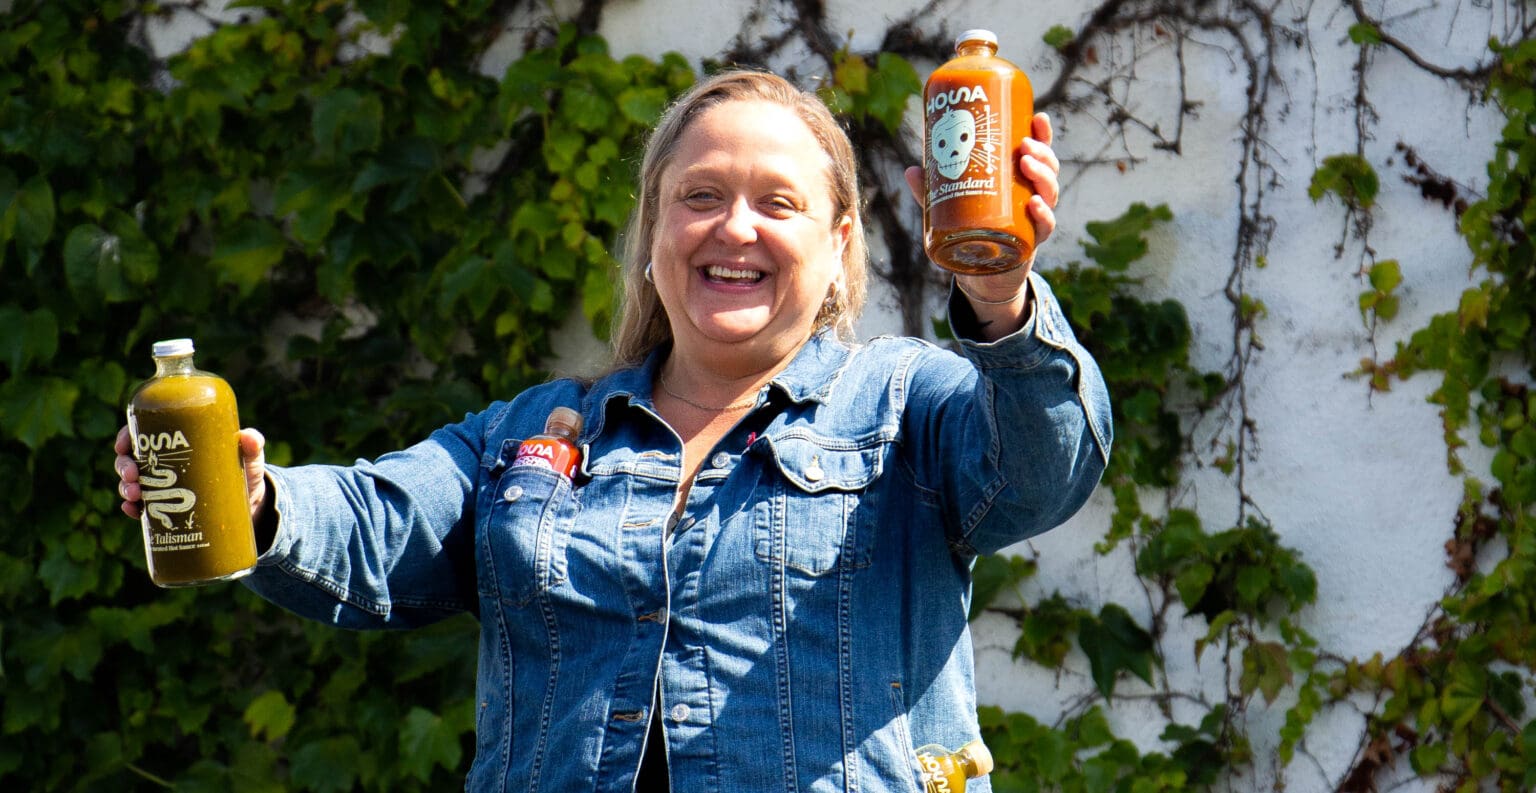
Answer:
[{"xmin": 115, "ymin": 70, "xmax": 1110, "ymax": 791}]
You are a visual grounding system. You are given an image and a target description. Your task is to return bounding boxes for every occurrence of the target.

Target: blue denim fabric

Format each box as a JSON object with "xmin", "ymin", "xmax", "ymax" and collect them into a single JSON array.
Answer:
[{"xmin": 244, "ymin": 271, "xmax": 1111, "ymax": 792}]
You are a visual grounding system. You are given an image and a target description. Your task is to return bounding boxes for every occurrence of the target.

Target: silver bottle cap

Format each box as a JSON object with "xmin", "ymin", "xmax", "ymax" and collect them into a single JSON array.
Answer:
[
  {"xmin": 152, "ymin": 338, "xmax": 195, "ymax": 358},
  {"xmin": 955, "ymin": 29, "xmax": 999, "ymax": 49}
]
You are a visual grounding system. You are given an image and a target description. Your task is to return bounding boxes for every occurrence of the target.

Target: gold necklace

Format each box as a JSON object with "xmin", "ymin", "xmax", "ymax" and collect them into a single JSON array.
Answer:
[{"xmin": 658, "ymin": 372, "xmax": 758, "ymax": 412}]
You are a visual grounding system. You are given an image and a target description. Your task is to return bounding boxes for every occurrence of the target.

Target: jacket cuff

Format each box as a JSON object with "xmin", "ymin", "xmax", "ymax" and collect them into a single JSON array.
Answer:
[{"xmin": 948, "ymin": 270, "xmax": 1073, "ymax": 368}]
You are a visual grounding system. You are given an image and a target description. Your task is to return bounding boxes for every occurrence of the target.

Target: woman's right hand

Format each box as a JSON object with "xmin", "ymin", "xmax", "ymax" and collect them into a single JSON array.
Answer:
[{"xmin": 114, "ymin": 425, "xmax": 270, "ymax": 524}]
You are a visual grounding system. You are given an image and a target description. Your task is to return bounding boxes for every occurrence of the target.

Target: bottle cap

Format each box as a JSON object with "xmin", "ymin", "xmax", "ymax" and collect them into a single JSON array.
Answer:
[
  {"xmin": 960, "ymin": 739, "xmax": 994, "ymax": 776},
  {"xmin": 955, "ymin": 29, "xmax": 999, "ymax": 49},
  {"xmin": 545, "ymin": 406, "xmax": 583, "ymax": 438},
  {"xmin": 152, "ymin": 338, "xmax": 195, "ymax": 358}
]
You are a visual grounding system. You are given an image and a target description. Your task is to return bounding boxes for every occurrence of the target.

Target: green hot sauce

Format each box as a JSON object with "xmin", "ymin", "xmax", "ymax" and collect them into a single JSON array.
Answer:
[{"xmin": 126, "ymin": 339, "xmax": 257, "ymax": 587}]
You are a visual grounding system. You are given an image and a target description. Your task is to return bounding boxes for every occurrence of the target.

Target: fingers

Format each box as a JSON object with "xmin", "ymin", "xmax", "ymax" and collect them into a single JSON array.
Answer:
[
  {"xmin": 903, "ymin": 166, "xmax": 924, "ymax": 206},
  {"xmin": 115, "ymin": 425, "xmax": 142, "ymax": 519},
  {"xmin": 115, "ymin": 426, "xmax": 139, "ymax": 480},
  {"xmin": 1031, "ymin": 111, "xmax": 1054, "ymax": 147},
  {"xmin": 1020, "ymin": 112, "xmax": 1060, "ymax": 246},
  {"xmin": 1020, "ymin": 146, "xmax": 1060, "ymax": 211},
  {"xmin": 237, "ymin": 427, "xmax": 267, "ymax": 499},
  {"xmin": 238, "ymin": 427, "xmax": 266, "ymax": 462},
  {"xmin": 1027, "ymin": 193, "xmax": 1057, "ymax": 247},
  {"xmin": 237, "ymin": 428, "xmax": 271, "ymax": 521},
  {"xmin": 1019, "ymin": 113, "xmax": 1060, "ymax": 211}
]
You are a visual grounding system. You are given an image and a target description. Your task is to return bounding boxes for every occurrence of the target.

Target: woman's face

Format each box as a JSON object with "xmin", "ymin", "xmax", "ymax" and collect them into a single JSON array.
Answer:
[{"xmin": 649, "ymin": 100, "xmax": 852, "ymax": 368}]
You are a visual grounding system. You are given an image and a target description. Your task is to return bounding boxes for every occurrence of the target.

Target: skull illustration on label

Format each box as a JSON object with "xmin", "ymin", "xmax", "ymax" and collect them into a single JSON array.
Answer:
[{"xmin": 929, "ymin": 108, "xmax": 977, "ymax": 180}]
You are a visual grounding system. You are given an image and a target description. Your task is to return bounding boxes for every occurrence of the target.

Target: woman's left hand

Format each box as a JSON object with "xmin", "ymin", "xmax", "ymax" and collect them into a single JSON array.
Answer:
[{"xmin": 905, "ymin": 112, "xmax": 1062, "ymax": 322}]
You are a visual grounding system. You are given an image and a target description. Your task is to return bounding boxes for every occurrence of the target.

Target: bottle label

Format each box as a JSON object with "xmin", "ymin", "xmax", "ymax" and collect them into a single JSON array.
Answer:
[
  {"xmin": 513, "ymin": 438, "xmax": 578, "ymax": 479},
  {"xmin": 134, "ymin": 429, "xmax": 209, "ymax": 552},
  {"xmin": 925, "ymin": 84, "xmax": 1003, "ymax": 207},
  {"xmin": 917, "ymin": 750, "xmax": 956, "ymax": 792}
]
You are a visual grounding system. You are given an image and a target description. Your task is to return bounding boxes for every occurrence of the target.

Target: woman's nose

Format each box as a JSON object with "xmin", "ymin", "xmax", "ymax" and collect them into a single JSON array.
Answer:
[{"xmin": 715, "ymin": 197, "xmax": 759, "ymax": 244}]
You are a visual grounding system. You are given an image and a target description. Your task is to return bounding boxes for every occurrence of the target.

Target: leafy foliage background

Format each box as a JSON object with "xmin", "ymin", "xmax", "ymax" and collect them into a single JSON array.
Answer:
[
  {"xmin": 2, "ymin": 2, "xmax": 691, "ymax": 789},
  {"xmin": 0, "ymin": 1, "xmax": 1531, "ymax": 791}
]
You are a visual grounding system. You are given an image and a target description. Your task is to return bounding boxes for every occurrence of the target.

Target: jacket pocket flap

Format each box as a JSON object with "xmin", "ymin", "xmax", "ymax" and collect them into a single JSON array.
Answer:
[{"xmin": 764, "ymin": 434, "xmax": 883, "ymax": 492}]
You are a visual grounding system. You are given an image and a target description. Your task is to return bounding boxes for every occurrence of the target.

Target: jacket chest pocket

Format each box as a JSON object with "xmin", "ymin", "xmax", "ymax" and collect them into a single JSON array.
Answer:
[
  {"xmin": 479, "ymin": 439, "xmax": 579, "ymax": 608},
  {"xmin": 753, "ymin": 435, "xmax": 886, "ymax": 576}
]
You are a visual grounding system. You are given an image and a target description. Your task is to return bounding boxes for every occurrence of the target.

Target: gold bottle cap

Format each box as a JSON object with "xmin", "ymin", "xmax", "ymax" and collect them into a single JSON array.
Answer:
[{"xmin": 960, "ymin": 739, "xmax": 994, "ymax": 776}]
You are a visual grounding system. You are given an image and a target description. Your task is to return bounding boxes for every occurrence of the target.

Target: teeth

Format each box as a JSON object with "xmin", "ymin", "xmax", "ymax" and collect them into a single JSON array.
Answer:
[{"xmin": 704, "ymin": 265, "xmax": 763, "ymax": 282}]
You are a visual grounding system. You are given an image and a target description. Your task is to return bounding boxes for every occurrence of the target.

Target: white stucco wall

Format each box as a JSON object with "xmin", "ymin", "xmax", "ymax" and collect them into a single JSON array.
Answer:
[
  {"xmin": 151, "ymin": 1, "xmax": 1510, "ymax": 789},
  {"xmin": 589, "ymin": 4, "xmax": 1503, "ymax": 788}
]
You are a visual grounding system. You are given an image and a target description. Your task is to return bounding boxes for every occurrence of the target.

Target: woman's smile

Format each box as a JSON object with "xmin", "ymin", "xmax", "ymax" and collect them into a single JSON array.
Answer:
[{"xmin": 699, "ymin": 263, "xmax": 767, "ymax": 285}]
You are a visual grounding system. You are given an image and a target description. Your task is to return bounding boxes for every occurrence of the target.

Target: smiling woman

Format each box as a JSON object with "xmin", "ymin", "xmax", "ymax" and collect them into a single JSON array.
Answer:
[
  {"xmin": 613, "ymin": 71, "xmax": 872, "ymax": 369},
  {"xmin": 648, "ymin": 99, "xmax": 853, "ymax": 389},
  {"xmin": 114, "ymin": 68, "xmax": 1112, "ymax": 792}
]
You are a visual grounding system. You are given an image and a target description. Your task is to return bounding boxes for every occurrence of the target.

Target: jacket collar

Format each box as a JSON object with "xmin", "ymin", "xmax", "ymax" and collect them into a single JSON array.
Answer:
[
  {"xmin": 582, "ymin": 333, "xmax": 856, "ymax": 440},
  {"xmin": 764, "ymin": 331, "xmax": 855, "ymax": 406}
]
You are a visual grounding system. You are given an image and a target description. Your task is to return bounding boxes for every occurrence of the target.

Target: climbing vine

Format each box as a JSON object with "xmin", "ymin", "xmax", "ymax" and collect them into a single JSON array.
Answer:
[
  {"xmin": 1327, "ymin": 22, "xmax": 1536, "ymax": 792},
  {"xmin": 0, "ymin": 0, "xmax": 1530, "ymax": 791}
]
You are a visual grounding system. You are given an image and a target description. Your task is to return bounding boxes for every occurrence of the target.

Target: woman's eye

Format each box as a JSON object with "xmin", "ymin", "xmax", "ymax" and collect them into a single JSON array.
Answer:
[
  {"xmin": 682, "ymin": 190, "xmax": 720, "ymax": 207},
  {"xmin": 765, "ymin": 197, "xmax": 799, "ymax": 216}
]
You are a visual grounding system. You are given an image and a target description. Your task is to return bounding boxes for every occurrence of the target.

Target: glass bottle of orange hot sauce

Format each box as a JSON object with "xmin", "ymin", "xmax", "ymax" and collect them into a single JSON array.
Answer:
[
  {"xmin": 126, "ymin": 339, "xmax": 258, "ymax": 587},
  {"xmin": 923, "ymin": 29, "xmax": 1036, "ymax": 275}
]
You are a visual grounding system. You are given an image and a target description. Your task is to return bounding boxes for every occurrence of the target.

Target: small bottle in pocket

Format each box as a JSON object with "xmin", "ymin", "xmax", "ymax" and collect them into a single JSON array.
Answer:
[
  {"xmin": 915, "ymin": 738, "xmax": 993, "ymax": 792},
  {"xmin": 512, "ymin": 407, "xmax": 583, "ymax": 479}
]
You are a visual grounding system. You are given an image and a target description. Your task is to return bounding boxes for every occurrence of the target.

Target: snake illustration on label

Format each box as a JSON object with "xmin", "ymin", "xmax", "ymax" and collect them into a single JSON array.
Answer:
[{"xmin": 135, "ymin": 430, "xmax": 207, "ymax": 550}]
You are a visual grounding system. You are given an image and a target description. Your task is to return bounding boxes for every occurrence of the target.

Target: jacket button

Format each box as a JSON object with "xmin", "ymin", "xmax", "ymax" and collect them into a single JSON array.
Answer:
[
  {"xmin": 710, "ymin": 451, "xmax": 731, "ymax": 469},
  {"xmin": 804, "ymin": 464, "xmax": 824, "ymax": 482},
  {"xmin": 503, "ymin": 485, "xmax": 523, "ymax": 502},
  {"xmin": 669, "ymin": 703, "xmax": 690, "ymax": 722}
]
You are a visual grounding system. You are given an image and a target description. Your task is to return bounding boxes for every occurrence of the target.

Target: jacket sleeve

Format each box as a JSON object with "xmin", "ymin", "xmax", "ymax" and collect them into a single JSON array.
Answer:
[
  {"xmin": 904, "ymin": 270, "xmax": 1112, "ymax": 556},
  {"xmin": 239, "ymin": 408, "xmax": 496, "ymax": 629}
]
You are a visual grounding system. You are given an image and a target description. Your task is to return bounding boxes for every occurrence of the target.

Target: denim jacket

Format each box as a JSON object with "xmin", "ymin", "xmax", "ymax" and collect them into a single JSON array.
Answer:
[{"xmin": 244, "ymin": 271, "xmax": 1111, "ymax": 792}]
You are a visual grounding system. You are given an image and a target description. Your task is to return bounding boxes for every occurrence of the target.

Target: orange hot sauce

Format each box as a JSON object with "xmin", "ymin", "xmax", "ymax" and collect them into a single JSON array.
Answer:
[
  {"xmin": 512, "ymin": 407, "xmax": 583, "ymax": 480},
  {"xmin": 923, "ymin": 29, "xmax": 1036, "ymax": 275}
]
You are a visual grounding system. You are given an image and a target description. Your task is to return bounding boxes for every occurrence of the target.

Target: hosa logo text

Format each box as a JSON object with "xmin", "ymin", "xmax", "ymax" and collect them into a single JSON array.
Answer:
[
  {"xmin": 926, "ymin": 85, "xmax": 990, "ymax": 115},
  {"xmin": 919, "ymin": 753, "xmax": 952, "ymax": 792},
  {"xmin": 137, "ymin": 431, "xmax": 190, "ymax": 452}
]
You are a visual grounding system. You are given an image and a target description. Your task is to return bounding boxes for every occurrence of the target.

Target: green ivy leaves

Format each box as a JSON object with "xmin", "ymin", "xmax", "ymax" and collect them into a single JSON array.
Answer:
[
  {"xmin": 819, "ymin": 49, "xmax": 921, "ymax": 134},
  {"xmin": 0, "ymin": 375, "xmax": 78, "ymax": 449},
  {"xmin": 1136, "ymin": 512, "xmax": 1316, "ymax": 625},
  {"xmin": 244, "ymin": 690, "xmax": 298, "ymax": 743},
  {"xmin": 1334, "ymin": 28, "xmax": 1536, "ymax": 791},
  {"xmin": 1309, "ymin": 153, "xmax": 1379, "ymax": 210},
  {"xmin": 0, "ymin": 4, "xmax": 689, "ymax": 791},
  {"xmin": 1081, "ymin": 202, "xmax": 1172, "ymax": 272},
  {"xmin": 1077, "ymin": 604, "xmax": 1156, "ymax": 698},
  {"xmin": 1359, "ymin": 258, "xmax": 1402, "ymax": 323},
  {"xmin": 979, "ymin": 704, "xmax": 1230, "ymax": 792}
]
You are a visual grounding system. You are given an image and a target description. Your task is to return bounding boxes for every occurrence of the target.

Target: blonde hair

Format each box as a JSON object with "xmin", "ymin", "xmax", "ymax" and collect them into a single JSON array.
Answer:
[{"xmin": 609, "ymin": 69, "xmax": 869, "ymax": 368}]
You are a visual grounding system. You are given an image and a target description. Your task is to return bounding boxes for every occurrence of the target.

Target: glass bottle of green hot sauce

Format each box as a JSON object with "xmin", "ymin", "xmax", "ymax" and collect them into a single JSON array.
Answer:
[{"xmin": 126, "ymin": 339, "xmax": 257, "ymax": 587}]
